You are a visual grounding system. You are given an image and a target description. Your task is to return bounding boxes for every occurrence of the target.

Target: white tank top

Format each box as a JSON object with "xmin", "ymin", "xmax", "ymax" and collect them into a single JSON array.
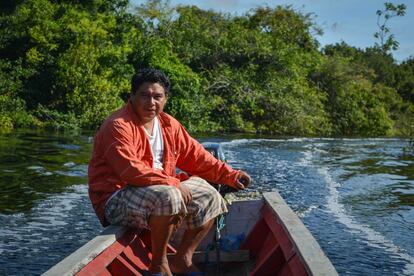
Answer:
[{"xmin": 144, "ymin": 117, "xmax": 164, "ymax": 170}]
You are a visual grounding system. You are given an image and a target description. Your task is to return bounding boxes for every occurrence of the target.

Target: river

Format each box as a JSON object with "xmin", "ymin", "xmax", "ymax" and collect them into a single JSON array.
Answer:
[{"xmin": 0, "ymin": 130, "xmax": 413, "ymax": 275}]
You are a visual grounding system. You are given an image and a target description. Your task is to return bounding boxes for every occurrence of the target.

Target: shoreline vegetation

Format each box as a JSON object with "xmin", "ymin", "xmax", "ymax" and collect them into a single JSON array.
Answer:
[{"xmin": 1, "ymin": 0, "xmax": 413, "ymax": 138}]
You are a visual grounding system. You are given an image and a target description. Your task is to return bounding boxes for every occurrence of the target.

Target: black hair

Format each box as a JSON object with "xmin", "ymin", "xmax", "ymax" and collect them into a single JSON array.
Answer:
[{"xmin": 131, "ymin": 68, "xmax": 170, "ymax": 95}]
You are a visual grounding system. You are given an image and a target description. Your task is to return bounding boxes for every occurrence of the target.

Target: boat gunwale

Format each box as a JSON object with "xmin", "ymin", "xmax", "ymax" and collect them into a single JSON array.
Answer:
[
  {"xmin": 262, "ymin": 191, "xmax": 338, "ymax": 276},
  {"xmin": 42, "ymin": 225, "xmax": 130, "ymax": 276}
]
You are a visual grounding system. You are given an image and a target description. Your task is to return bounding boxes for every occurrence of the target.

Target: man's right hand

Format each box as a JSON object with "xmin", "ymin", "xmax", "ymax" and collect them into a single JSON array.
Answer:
[
  {"xmin": 178, "ymin": 184, "xmax": 192, "ymax": 204},
  {"xmin": 236, "ymin": 170, "xmax": 252, "ymax": 190}
]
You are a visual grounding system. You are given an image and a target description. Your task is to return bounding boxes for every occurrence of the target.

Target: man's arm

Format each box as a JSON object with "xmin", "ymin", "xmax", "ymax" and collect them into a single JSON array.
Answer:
[{"xmin": 175, "ymin": 124, "xmax": 243, "ymax": 188}]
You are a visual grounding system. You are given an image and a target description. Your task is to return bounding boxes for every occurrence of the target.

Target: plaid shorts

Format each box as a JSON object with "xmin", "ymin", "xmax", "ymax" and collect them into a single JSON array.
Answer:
[{"xmin": 104, "ymin": 176, "xmax": 228, "ymax": 230}]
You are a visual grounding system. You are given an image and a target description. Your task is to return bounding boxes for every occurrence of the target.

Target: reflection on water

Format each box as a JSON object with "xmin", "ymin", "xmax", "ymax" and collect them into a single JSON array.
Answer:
[
  {"xmin": 0, "ymin": 132, "xmax": 414, "ymax": 275},
  {"xmin": 0, "ymin": 130, "xmax": 92, "ymax": 214},
  {"xmin": 0, "ymin": 130, "xmax": 100, "ymax": 276}
]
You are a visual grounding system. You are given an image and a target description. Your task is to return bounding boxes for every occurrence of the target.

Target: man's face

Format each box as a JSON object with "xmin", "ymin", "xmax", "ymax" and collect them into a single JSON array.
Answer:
[{"xmin": 131, "ymin": 82, "xmax": 167, "ymax": 124}]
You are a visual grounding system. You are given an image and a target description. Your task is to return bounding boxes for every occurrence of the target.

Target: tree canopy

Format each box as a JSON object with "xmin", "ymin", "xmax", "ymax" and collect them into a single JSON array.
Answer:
[{"xmin": 0, "ymin": 0, "xmax": 413, "ymax": 137}]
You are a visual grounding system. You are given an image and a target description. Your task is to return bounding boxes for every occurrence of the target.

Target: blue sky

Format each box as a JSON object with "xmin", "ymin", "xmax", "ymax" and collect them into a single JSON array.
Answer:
[{"xmin": 131, "ymin": 0, "xmax": 413, "ymax": 62}]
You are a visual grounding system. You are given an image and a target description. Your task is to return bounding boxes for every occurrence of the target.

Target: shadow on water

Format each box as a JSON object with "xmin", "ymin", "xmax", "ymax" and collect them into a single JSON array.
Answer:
[{"xmin": 0, "ymin": 129, "xmax": 93, "ymax": 214}]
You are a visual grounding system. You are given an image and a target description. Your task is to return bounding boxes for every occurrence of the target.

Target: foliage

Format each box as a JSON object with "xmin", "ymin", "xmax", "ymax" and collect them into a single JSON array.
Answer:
[
  {"xmin": 374, "ymin": 2, "xmax": 406, "ymax": 53},
  {"xmin": 311, "ymin": 56, "xmax": 394, "ymax": 136},
  {"xmin": 154, "ymin": 5, "xmax": 330, "ymax": 134},
  {"xmin": 395, "ymin": 57, "xmax": 414, "ymax": 103},
  {"xmin": 0, "ymin": 0, "xmax": 413, "ymax": 137},
  {"xmin": 56, "ymin": 6, "xmax": 133, "ymax": 127},
  {"xmin": 32, "ymin": 105, "xmax": 79, "ymax": 130},
  {"xmin": 0, "ymin": 0, "xmax": 135, "ymax": 130},
  {"xmin": 0, "ymin": 59, "xmax": 37, "ymax": 132},
  {"xmin": 395, "ymin": 104, "xmax": 414, "ymax": 137},
  {"xmin": 323, "ymin": 41, "xmax": 414, "ymax": 123}
]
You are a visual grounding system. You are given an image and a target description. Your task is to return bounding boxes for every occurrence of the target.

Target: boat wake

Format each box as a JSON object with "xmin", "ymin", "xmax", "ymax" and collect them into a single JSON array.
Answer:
[
  {"xmin": 221, "ymin": 138, "xmax": 414, "ymax": 274},
  {"xmin": 295, "ymin": 205, "xmax": 318, "ymax": 218},
  {"xmin": 317, "ymin": 159, "xmax": 414, "ymax": 275}
]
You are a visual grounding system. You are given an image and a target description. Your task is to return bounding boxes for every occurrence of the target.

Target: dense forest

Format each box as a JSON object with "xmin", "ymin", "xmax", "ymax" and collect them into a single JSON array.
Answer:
[{"xmin": 1, "ymin": 0, "xmax": 413, "ymax": 137}]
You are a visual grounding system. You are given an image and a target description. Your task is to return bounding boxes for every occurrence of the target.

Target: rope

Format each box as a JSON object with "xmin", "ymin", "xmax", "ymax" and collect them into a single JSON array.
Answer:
[{"xmin": 204, "ymin": 213, "xmax": 226, "ymax": 269}]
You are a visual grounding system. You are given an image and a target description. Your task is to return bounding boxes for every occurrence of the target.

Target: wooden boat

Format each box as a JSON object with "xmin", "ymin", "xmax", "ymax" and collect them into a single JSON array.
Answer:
[
  {"xmin": 44, "ymin": 143, "xmax": 337, "ymax": 275},
  {"xmin": 44, "ymin": 191, "xmax": 337, "ymax": 276}
]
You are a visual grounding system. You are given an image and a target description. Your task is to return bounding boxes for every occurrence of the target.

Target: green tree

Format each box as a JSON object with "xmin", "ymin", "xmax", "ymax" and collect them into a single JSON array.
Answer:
[
  {"xmin": 1, "ymin": 0, "xmax": 413, "ymax": 137},
  {"xmin": 155, "ymin": 4, "xmax": 330, "ymax": 134},
  {"xmin": 0, "ymin": 0, "xmax": 136, "ymax": 129},
  {"xmin": 374, "ymin": 2, "xmax": 406, "ymax": 53},
  {"xmin": 56, "ymin": 6, "xmax": 134, "ymax": 127},
  {"xmin": 395, "ymin": 57, "xmax": 414, "ymax": 103},
  {"xmin": 312, "ymin": 56, "xmax": 394, "ymax": 136}
]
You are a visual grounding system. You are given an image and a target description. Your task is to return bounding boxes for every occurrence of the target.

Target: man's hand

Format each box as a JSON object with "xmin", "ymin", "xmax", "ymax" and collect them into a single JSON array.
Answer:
[
  {"xmin": 178, "ymin": 184, "xmax": 192, "ymax": 204},
  {"xmin": 236, "ymin": 170, "xmax": 252, "ymax": 190}
]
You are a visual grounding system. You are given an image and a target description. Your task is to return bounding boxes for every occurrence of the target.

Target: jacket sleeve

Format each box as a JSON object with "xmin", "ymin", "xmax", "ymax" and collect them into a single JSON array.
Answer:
[
  {"xmin": 175, "ymin": 124, "xmax": 239, "ymax": 188},
  {"xmin": 102, "ymin": 121, "xmax": 180, "ymax": 187}
]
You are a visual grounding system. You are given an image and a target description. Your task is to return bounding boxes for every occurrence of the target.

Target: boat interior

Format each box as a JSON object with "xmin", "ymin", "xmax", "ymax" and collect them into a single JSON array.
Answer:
[{"xmin": 44, "ymin": 192, "xmax": 337, "ymax": 276}]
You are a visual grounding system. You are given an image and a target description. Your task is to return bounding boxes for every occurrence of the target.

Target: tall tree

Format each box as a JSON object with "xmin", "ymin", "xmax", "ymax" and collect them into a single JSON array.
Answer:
[{"xmin": 374, "ymin": 2, "xmax": 406, "ymax": 53}]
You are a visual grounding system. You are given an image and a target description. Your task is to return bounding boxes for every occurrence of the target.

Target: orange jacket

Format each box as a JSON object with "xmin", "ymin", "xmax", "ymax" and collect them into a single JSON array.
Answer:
[{"xmin": 88, "ymin": 101, "xmax": 240, "ymax": 226}]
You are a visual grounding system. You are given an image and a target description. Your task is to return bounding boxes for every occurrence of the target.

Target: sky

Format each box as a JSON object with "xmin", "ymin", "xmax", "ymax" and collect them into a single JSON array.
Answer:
[{"xmin": 131, "ymin": 0, "xmax": 414, "ymax": 62}]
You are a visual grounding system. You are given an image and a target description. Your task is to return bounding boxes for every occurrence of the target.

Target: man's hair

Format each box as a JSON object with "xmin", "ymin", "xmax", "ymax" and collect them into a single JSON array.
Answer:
[{"xmin": 131, "ymin": 68, "xmax": 171, "ymax": 95}]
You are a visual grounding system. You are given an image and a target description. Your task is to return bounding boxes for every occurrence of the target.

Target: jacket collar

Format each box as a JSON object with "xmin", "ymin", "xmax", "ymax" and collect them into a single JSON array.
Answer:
[
  {"xmin": 126, "ymin": 100, "xmax": 141, "ymax": 125},
  {"xmin": 158, "ymin": 112, "xmax": 172, "ymax": 127}
]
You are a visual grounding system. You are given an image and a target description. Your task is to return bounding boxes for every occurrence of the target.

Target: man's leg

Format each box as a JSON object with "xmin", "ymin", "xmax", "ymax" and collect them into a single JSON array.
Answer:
[
  {"xmin": 105, "ymin": 185, "xmax": 186, "ymax": 276},
  {"xmin": 148, "ymin": 215, "xmax": 181, "ymax": 276},
  {"xmin": 170, "ymin": 219, "xmax": 215, "ymax": 273},
  {"xmin": 169, "ymin": 177, "xmax": 228, "ymax": 274}
]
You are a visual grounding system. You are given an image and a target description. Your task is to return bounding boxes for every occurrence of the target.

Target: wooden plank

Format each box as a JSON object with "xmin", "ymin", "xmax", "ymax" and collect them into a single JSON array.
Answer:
[
  {"xmin": 188, "ymin": 250, "xmax": 250, "ymax": 263},
  {"xmin": 43, "ymin": 226, "xmax": 131, "ymax": 276},
  {"xmin": 76, "ymin": 240, "xmax": 127, "ymax": 276},
  {"xmin": 262, "ymin": 207, "xmax": 295, "ymax": 260},
  {"xmin": 240, "ymin": 217, "xmax": 268, "ymax": 256},
  {"xmin": 107, "ymin": 255, "xmax": 142, "ymax": 276},
  {"xmin": 97, "ymin": 269, "xmax": 112, "ymax": 276},
  {"xmin": 263, "ymin": 192, "xmax": 338, "ymax": 276},
  {"xmin": 254, "ymin": 231, "xmax": 278, "ymax": 268},
  {"xmin": 121, "ymin": 239, "xmax": 151, "ymax": 270},
  {"xmin": 196, "ymin": 199, "xmax": 263, "ymax": 251},
  {"xmin": 222, "ymin": 199, "xmax": 263, "ymax": 237},
  {"xmin": 250, "ymin": 245, "xmax": 284, "ymax": 276},
  {"xmin": 287, "ymin": 255, "xmax": 308, "ymax": 276}
]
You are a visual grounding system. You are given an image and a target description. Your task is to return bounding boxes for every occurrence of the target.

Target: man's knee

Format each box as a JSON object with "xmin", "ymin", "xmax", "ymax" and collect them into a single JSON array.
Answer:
[
  {"xmin": 151, "ymin": 186, "xmax": 185, "ymax": 216},
  {"xmin": 204, "ymin": 188, "xmax": 223, "ymax": 209},
  {"xmin": 191, "ymin": 177, "xmax": 222, "ymax": 201}
]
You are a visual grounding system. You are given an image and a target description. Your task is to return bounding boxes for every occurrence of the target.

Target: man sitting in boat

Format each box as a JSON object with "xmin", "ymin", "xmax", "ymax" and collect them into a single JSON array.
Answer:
[{"xmin": 88, "ymin": 68, "xmax": 251, "ymax": 276}]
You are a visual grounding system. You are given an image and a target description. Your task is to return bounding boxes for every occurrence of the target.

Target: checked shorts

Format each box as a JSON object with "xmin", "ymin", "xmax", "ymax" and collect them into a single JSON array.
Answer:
[{"xmin": 104, "ymin": 176, "xmax": 228, "ymax": 230}]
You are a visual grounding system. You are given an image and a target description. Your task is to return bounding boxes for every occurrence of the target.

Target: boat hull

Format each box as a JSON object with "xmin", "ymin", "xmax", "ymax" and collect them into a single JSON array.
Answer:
[{"xmin": 44, "ymin": 192, "xmax": 337, "ymax": 276}]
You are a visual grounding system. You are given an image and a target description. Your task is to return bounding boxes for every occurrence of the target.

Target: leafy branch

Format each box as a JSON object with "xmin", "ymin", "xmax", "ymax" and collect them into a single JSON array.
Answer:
[{"xmin": 374, "ymin": 2, "xmax": 406, "ymax": 53}]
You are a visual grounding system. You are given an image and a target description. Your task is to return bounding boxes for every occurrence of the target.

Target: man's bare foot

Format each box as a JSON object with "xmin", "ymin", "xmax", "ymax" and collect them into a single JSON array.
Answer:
[
  {"xmin": 149, "ymin": 261, "xmax": 172, "ymax": 276},
  {"xmin": 169, "ymin": 256, "xmax": 200, "ymax": 274}
]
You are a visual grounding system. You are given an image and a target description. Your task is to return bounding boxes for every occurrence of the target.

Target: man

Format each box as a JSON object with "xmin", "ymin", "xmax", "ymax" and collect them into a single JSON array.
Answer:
[{"xmin": 88, "ymin": 68, "xmax": 251, "ymax": 276}]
